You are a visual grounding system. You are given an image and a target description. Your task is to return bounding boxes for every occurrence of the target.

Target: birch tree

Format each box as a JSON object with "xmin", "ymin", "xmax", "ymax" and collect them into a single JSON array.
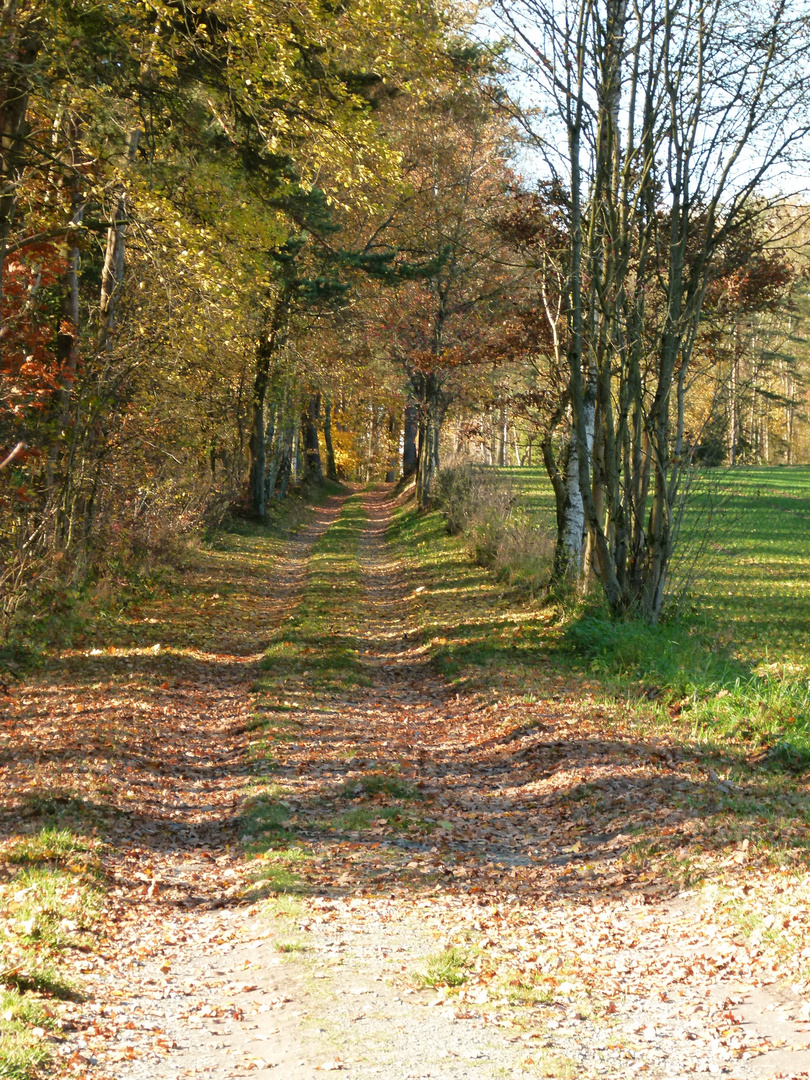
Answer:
[{"xmin": 497, "ymin": 0, "xmax": 810, "ymax": 619}]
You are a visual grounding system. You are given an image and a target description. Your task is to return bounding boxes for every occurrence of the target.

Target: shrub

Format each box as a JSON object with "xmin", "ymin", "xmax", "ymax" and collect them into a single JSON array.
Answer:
[{"xmin": 434, "ymin": 464, "xmax": 553, "ymax": 595}]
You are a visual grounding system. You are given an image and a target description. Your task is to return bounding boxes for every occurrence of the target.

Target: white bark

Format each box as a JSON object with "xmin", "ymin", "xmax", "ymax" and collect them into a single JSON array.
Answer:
[{"xmin": 560, "ymin": 393, "xmax": 595, "ymax": 578}]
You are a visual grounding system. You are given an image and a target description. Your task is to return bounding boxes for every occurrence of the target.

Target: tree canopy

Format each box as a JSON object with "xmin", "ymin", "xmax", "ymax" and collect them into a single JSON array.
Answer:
[{"xmin": 2, "ymin": 0, "xmax": 810, "ymax": 625}]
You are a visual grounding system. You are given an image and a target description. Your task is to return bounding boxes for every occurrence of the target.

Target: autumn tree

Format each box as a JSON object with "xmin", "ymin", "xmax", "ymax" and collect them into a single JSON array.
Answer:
[
  {"xmin": 360, "ymin": 71, "xmax": 517, "ymax": 506},
  {"xmin": 0, "ymin": 0, "xmax": 464, "ymax": 617}
]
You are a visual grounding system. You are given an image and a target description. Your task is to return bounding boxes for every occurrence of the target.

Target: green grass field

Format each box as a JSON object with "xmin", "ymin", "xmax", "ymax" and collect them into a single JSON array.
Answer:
[{"xmin": 497, "ymin": 464, "xmax": 810, "ymax": 672}]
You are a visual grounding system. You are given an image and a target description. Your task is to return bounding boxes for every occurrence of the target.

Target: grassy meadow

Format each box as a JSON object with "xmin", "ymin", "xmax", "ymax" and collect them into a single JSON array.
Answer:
[
  {"xmin": 495, "ymin": 463, "xmax": 810, "ymax": 668},
  {"xmin": 403, "ymin": 463, "xmax": 810, "ymax": 765}
]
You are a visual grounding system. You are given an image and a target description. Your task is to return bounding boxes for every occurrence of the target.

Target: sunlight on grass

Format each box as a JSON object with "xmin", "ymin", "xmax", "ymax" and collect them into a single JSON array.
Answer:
[
  {"xmin": 255, "ymin": 495, "xmax": 371, "ymax": 703},
  {"xmin": 0, "ymin": 988, "xmax": 52, "ymax": 1080},
  {"xmin": 414, "ymin": 947, "xmax": 471, "ymax": 988},
  {"xmin": 6, "ymin": 826, "xmax": 91, "ymax": 866}
]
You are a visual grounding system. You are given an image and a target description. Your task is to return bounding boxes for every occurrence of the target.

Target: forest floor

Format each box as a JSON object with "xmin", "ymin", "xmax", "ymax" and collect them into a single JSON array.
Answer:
[{"xmin": 1, "ymin": 485, "xmax": 810, "ymax": 1080}]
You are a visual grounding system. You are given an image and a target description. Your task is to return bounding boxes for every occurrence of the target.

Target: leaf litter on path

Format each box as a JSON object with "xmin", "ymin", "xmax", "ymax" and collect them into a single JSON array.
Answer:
[{"xmin": 2, "ymin": 487, "xmax": 810, "ymax": 1079}]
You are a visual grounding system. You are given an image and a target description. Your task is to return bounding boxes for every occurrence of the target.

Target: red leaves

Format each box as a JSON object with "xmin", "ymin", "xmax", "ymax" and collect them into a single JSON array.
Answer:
[{"xmin": 1, "ymin": 241, "xmax": 73, "ymax": 443}]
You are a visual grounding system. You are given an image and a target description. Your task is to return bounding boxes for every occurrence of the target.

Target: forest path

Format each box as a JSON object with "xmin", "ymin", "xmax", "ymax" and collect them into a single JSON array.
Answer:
[{"xmin": 2, "ymin": 487, "xmax": 809, "ymax": 1080}]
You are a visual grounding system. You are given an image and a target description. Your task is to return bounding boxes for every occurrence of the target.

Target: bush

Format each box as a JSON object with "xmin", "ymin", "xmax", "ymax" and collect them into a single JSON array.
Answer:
[{"xmin": 434, "ymin": 464, "xmax": 553, "ymax": 595}]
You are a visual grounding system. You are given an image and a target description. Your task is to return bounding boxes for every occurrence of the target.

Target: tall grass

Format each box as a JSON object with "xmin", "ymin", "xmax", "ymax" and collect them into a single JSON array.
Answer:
[{"xmin": 433, "ymin": 464, "xmax": 553, "ymax": 596}]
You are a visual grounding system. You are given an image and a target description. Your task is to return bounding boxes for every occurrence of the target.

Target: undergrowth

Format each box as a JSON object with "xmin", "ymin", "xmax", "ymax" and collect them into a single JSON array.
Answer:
[
  {"xmin": 0, "ymin": 481, "xmax": 338, "ymax": 679},
  {"xmin": 433, "ymin": 464, "xmax": 553, "ymax": 596}
]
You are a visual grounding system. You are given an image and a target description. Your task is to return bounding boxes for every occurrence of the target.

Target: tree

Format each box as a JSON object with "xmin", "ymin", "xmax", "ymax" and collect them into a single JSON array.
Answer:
[
  {"xmin": 367, "ymin": 75, "xmax": 517, "ymax": 506},
  {"xmin": 496, "ymin": 0, "xmax": 810, "ymax": 620},
  {"xmin": 0, "ymin": 0, "xmax": 463, "ymax": 618}
]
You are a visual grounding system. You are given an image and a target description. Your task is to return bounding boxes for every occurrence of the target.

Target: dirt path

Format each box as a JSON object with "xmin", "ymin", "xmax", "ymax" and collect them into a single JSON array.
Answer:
[
  {"xmin": 3, "ymin": 487, "xmax": 810, "ymax": 1079},
  {"xmin": 0, "ymin": 495, "xmax": 347, "ymax": 1075}
]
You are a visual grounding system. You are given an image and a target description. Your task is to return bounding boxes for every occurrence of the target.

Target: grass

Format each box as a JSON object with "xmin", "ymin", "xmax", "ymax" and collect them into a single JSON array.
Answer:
[
  {"xmin": 560, "ymin": 607, "xmax": 810, "ymax": 759},
  {"xmin": 532, "ymin": 1050, "xmax": 579, "ymax": 1079},
  {"xmin": 6, "ymin": 826, "xmax": 91, "ymax": 866},
  {"xmin": 242, "ymin": 847, "xmax": 312, "ymax": 899},
  {"xmin": 414, "ymin": 947, "xmax": 472, "ymax": 988},
  {"xmin": 241, "ymin": 493, "xmax": 375, "ymax": 896},
  {"xmin": 275, "ymin": 940, "xmax": 309, "ymax": 953},
  {"xmin": 0, "ymin": 997, "xmax": 51, "ymax": 1080},
  {"xmin": 498, "ymin": 971, "xmax": 557, "ymax": 1007},
  {"xmin": 0, "ymin": 822, "xmax": 103, "ymax": 1077},
  {"xmin": 410, "ymin": 464, "xmax": 810, "ymax": 761},
  {"xmin": 498, "ymin": 463, "xmax": 810, "ymax": 665},
  {"xmin": 240, "ymin": 793, "xmax": 293, "ymax": 847},
  {"xmin": 388, "ymin": 465, "xmax": 810, "ymax": 961},
  {"xmin": 256, "ymin": 494, "xmax": 370, "ymax": 702},
  {"xmin": 339, "ymin": 773, "xmax": 419, "ymax": 800},
  {"xmin": 243, "ymin": 494, "xmax": 373, "ymax": 889}
]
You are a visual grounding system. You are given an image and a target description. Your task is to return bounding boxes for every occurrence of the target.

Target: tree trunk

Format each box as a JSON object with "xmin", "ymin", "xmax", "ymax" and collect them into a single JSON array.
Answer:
[
  {"xmin": 248, "ymin": 293, "xmax": 288, "ymax": 517},
  {"xmin": 497, "ymin": 406, "xmax": 507, "ymax": 466},
  {"xmin": 323, "ymin": 395, "xmax": 338, "ymax": 480},
  {"xmin": 248, "ymin": 354, "xmax": 269, "ymax": 518},
  {"xmin": 97, "ymin": 130, "xmax": 140, "ymax": 352},
  {"xmin": 513, "ymin": 427, "xmax": 523, "ymax": 466},
  {"xmin": 403, "ymin": 399, "xmax": 418, "ymax": 478},
  {"xmin": 0, "ymin": 10, "xmax": 42, "ymax": 323},
  {"xmin": 302, "ymin": 393, "xmax": 323, "ymax": 483},
  {"xmin": 293, "ymin": 426, "xmax": 301, "ymax": 481},
  {"xmin": 416, "ymin": 401, "xmax": 443, "ymax": 508},
  {"xmin": 416, "ymin": 415, "xmax": 437, "ymax": 507},
  {"xmin": 276, "ymin": 419, "xmax": 295, "ymax": 499},
  {"xmin": 385, "ymin": 408, "xmax": 398, "ymax": 482},
  {"xmin": 57, "ymin": 157, "xmax": 85, "ymax": 402},
  {"xmin": 729, "ymin": 356, "xmax": 738, "ymax": 465}
]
